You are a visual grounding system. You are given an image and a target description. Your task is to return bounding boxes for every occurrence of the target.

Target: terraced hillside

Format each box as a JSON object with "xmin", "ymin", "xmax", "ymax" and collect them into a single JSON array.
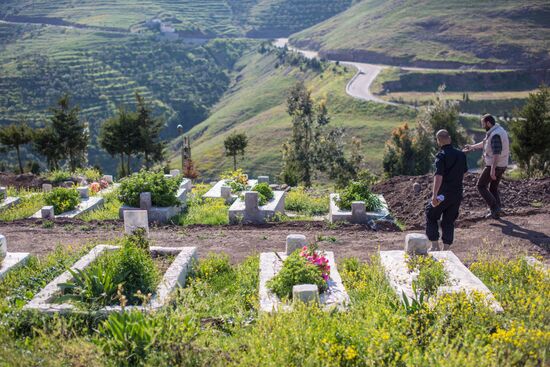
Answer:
[
  {"xmin": 167, "ymin": 48, "xmax": 417, "ymax": 180},
  {"xmin": 0, "ymin": 23, "xmax": 251, "ymax": 171},
  {"xmin": 0, "ymin": 0, "xmax": 354, "ymax": 36},
  {"xmin": 291, "ymin": 0, "xmax": 550, "ymax": 68}
]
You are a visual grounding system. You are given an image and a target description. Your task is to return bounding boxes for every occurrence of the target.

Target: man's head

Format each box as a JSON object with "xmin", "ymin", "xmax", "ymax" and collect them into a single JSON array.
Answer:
[
  {"xmin": 481, "ymin": 114, "xmax": 496, "ymax": 131},
  {"xmin": 436, "ymin": 129, "xmax": 451, "ymax": 147}
]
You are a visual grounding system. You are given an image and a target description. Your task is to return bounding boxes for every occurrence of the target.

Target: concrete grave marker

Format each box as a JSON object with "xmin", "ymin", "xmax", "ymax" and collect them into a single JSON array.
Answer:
[
  {"xmin": 229, "ymin": 190, "xmax": 286, "ymax": 224},
  {"xmin": 102, "ymin": 175, "xmax": 113, "ymax": 184},
  {"xmin": 293, "ymin": 284, "xmax": 319, "ymax": 304},
  {"xmin": 41, "ymin": 206, "xmax": 55, "ymax": 219},
  {"xmin": 329, "ymin": 193, "xmax": 391, "ymax": 224},
  {"xmin": 286, "ymin": 234, "xmax": 306, "ymax": 255},
  {"xmin": 220, "ymin": 185, "xmax": 232, "ymax": 200},
  {"xmin": 124, "ymin": 210, "xmax": 149, "ymax": 235},
  {"xmin": 140, "ymin": 192, "xmax": 152, "ymax": 211},
  {"xmin": 170, "ymin": 169, "xmax": 181, "ymax": 177},
  {"xmin": 258, "ymin": 176, "xmax": 269, "ymax": 184},
  {"xmin": 0, "ymin": 234, "xmax": 6, "ymax": 259},
  {"xmin": 404, "ymin": 233, "xmax": 430, "ymax": 255},
  {"xmin": 0, "ymin": 187, "xmax": 21, "ymax": 212},
  {"xmin": 0, "ymin": 234, "xmax": 30, "ymax": 280},
  {"xmin": 77, "ymin": 187, "xmax": 89, "ymax": 199}
]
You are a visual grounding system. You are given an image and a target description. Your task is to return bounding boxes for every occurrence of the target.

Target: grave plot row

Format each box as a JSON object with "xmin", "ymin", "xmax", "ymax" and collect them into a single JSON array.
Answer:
[
  {"xmin": 329, "ymin": 193, "xmax": 391, "ymax": 224},
  {"xmin": 0, "ymin": 187, "xmax": 20, "ymax": 212},
  {"xmin": 31, "ymin": 186, "xmax": 104, "ymax": 219},
  {"xmin": 259, "ymin": 234, "xmax": 350, "ymax": 312},
  {"xmin": 0, "ymin": 234, "xmax": 30, "ymax": 280},
  {"xmin": 380, "ymin": 233, "xmax": 503, "ymax": 313}
]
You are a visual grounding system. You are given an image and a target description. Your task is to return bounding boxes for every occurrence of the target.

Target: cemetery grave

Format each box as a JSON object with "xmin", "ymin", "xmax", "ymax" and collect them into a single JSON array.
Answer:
[
  {"xmin": 0, "ymin": 234, "xmax": 30, "ymax": 280},
  {"xmin": 0, "ymin": 186, "xmax": 20, "ymax": 212},
  {"xmin": 380, "ymin": 233, "xmax": 503, "ymax": 312},
  {"xmin": 329, "ymin": 193, "xmax": 391, "ymax": 224},
  {"xmin": 259, "ymin": 234, "xmax": 349, "ymax": 312},
  {"xmin": 203, "ymin": 170, "xmax": 267, "ymax": 203},
  {"xmin": 228, "ymin": 189, "xmax": 286, "ymax": 224},
  {"xmin": 31, "ymin": 186, "xmax": 105, "ymax": 219}
]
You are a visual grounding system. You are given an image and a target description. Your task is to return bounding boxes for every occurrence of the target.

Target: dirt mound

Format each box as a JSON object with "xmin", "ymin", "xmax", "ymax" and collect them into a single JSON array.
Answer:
[
  {"xmin": 373, "ymin": 173, "xmax": 550, "ymax": 229},
  {"xmin": 0, "ymin": 172, "xmax": 44, "ymax": 189}
]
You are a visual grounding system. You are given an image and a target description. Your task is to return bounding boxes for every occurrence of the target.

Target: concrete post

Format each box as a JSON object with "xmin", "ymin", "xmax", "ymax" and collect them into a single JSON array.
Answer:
[
  {"xmin": 220, "ymin": 185, "xmax": 232, "ymax": 200},
  {"xmin": 351, "ymin": 201, "xmax": 366, "ymax": 223},
  {"xmin": 77, "ymin": 187, "xmax": 89, "ymax": 199},
  {"xmin": 404, "ymin": 233, "xmax": 430, "ymax": 255},
  {"xmin": 41, "ymin": 206, "xmax": 55, "ymax": 219},
  {"xmin": 292, "ymin": 284, "xmax": 319, "ymax": 304},
  {"xmin": 244, "ymin": 191, "xmax": 259, "ymax": 211},
  {"xmin": 258, "ymin": 176, "xmax": 269, "ymax": 184},
  {"xmin": 140, "ymin": 192, "xmax": 152, "ymax": 211},
  {"xmin": 286, "ymin": 234, "xmax": 307, "ymax": 255},
  {"xmin": 124, "ymin": 210, "xmax": 149, "ymax": 235}
]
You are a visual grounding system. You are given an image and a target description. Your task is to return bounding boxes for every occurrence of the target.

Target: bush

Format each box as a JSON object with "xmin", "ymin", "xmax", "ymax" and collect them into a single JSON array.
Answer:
[
  {"xmin": 407, "ymin": 254, "xmax": 448, "ymax": 296},
  {"xmin": 285, "ymin": 187, "xmax": 329, "ymax": 215},
  {"xmin": 336, "ymin": 180, "xmax": 382, "ymax": 211},
  {"xmin": 267, "ymin": 251, "xmax": 327, "ymax": 299},
  {"xmin": 44, "ymin": 187, "xmax": 80, "ymax": 214},
  {"xmin": 220, "ymin": 168, "xmax": 248, "ymax": 192},
  {"xmin": 118, "ymin": 170, "xmax": 181, "ymax": 207},
  {"xmin": 252, "ymin": 182, "xmax": 273, "ymax": 206},
  {"xmin": 44, "ymin": 170, "xmax": 72, "ymax": 183},
  {"xmin": 75, "ymin": 167, "xmax": 102, "ymax": 182}
]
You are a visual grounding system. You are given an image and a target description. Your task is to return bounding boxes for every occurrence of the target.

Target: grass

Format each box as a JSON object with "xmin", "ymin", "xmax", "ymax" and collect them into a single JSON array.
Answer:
[
  {"xmin": 80, "ymin": 189, "xmax": 121, "ymax": 221},
  {"xmin": 0, "ymin": 188, "xmax": 44, "ymax": 221},
  {"xmin": 285, "ymin": 186, "xmax": 329, "ymax": 216},
  {"xmin": 177, "ymin": 184, "xmax": 229, "ymax": 226},
  {"xmin": 291, "ymin": 0, "xmax": 550, "ymax": 68},
  {"xmin": 0, "ymin": 247, "xmax": 547, "ymax": 366}
]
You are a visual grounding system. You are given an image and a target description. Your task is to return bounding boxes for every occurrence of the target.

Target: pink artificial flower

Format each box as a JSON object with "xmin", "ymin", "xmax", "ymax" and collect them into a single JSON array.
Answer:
[{"xmin": 89, "ymin": 182, "xmax": 101, "ymax": 194}]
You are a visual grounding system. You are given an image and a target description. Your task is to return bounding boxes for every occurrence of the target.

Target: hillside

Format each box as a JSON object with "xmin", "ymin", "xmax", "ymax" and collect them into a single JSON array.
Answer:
[
  {"xmin": 0, "ymin": 0, "xmax": 353, "ymax": 37},
  {"xmin": 167, "ymin": 47, "xmax": 417, "ymax": 180},
  {"xmin": 291, "ymin": 0, "xmax": 550, "ymax": 68}
]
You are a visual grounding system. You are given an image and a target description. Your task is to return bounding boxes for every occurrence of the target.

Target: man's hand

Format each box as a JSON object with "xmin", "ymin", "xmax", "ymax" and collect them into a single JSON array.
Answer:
[
  {"xmin": 431, "ymin": 196, "xmax": 440, "ymax": 207},
  {"xmin": 490, "ymin": 167, "xmax": 497, "ymax": 181},
  {"xmin": 462, "ymin": 144, "xmax": 472, "ymax": 153}
]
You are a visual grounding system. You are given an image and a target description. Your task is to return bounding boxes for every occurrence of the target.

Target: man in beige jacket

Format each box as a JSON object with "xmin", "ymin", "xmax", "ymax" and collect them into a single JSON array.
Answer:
[{"xmin": 463, "ymin": 114, "xmax": 509, "ymax": 219}]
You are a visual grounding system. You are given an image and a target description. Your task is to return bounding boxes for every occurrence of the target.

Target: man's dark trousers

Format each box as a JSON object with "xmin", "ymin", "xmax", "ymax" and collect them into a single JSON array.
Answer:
[
  {"xmin": 426, "ymin": 196, "xmax": 462, "ymax": 246},
  {"xmin": 477, "ymin": 166, "xmax": 506, "ymax": 211}
]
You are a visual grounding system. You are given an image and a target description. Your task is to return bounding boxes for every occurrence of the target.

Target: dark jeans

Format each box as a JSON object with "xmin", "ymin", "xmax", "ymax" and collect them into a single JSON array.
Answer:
[
  {"xmin": 477, "ymin": 166, "xmax": 506, "ymax": 211},
  {"xmin": 425, "ymin": 196, "xmax": 462, "ymax": 245}
]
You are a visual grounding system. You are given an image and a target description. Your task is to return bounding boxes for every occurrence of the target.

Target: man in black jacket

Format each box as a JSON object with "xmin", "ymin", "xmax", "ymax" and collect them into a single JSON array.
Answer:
[{"xmin": 426, "ymin": 130, "xmax": 468, "ymax": 251}]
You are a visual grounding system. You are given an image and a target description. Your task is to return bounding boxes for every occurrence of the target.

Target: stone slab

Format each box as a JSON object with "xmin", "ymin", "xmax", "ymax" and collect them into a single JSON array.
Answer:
[
  {"xmin": 31, "ymin": 196, "xmax": 105, "ymax": 219},
  {"xmin": 259, "ymin": 251, "xmax": 349, "ymax": 312},
  {"xmin": 228, "ymin": 190, "xmax": 285, "ymax": 224},
  {"xmin": 0, "ymin": 252, "xmax": 31, "ymax": 280},
  {"xmin": 329, "ymin": 193, "xmax": 390, "ymax": 224},
  {"xmin": 0, "ymin": 197, "xmax": 20, "ymax": 212},
  {"xmin": 203, "ymin": 179, "xmax": 258, "ymax": 202},
  {"xmin": 24, "ymin": 245, "xmax": 197, "ymax": 314},
  {"xmin": 379, "ymin": 250, "xmax": 503, "ymax": 313}
]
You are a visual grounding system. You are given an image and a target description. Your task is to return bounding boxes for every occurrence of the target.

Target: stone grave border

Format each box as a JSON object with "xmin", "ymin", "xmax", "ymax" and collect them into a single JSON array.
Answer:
[
  {"xmin": 329, "ymin": 193, "xmax": 391, "ymax": 224},
  {"xmin": 0, "ymin": 197, "xmax": 21, "ymax": 212},
  {"xmin": 259, "ymin": 235, "xmax": 349, "ymax": 312},
  {"xmin": 31, "ymin": 196, "xmax": 104, "ymax": 219},
  {"xmin": 25, "ymin": 244, "xmax": 197, "ymax": 314},
  {"xmin": 379, "ymin": 250, "xmax": 503, "ymax": 313},
  {"xmin": 0, "ymin": 252, "xmax": 31, "ymax": 280},
  {"xmin": 228, "ymin": 190, "xmax": 285, "ymax": 224},
  {"xmin": 203, "ymin": 179, "xmax": 259, "ymax": 203},
  {"xmin": 118, "ymin": 178, "xmax": 190, "ymax": 223}
]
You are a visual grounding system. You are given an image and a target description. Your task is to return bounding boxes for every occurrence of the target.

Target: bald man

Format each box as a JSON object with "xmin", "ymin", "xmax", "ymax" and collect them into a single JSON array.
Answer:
[{"xmin": 426, "ymin": 130, "xmax": 468, "ymax": 251}]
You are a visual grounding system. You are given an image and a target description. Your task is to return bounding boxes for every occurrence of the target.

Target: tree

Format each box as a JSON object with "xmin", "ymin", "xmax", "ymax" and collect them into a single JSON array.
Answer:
[
  {"xmin": 0, "ymin": 122, "xmax": 33, "ymax": 173},
  {"xmin": 33, "ymin": 127, "xmax": 63, "ymax": 171},
  {"xmin": 281, "ymin": 82, "xmax": 359, "ymax": 187},
  {"xmin": 510, "ymin": 85, "xmax": 550, "ymax": 177},
  {"xmin": 135, "ymin": 93, "xmax": 165, "ymax": 168},
  {"xmin": 224, "ymin": 132, "xmax": 248, "ymax": 170},
  {"xmin": 48, "ymin": 95, "xmax": 89, "ymax": 171}
]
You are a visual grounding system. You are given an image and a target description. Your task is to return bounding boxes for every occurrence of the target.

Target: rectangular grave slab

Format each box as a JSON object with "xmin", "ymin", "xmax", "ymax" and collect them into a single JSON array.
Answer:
[
  {"xmin": 379, "ymin": 250, "xmax": 503, "ymax": 313},
  {"xmin": 25, "ymin": 245, "xmax": 197, "ymax": 314},
  {"xmin": 228, "ymin": 190, "xmax": 285, "ymax": 224},
  {"xmin": 203, "ymin": 179, "xmax": 258, "ymax": 202},
  {"xmin": 119, "ymin": 185, "xmax": 188, "ymax": 223},
  {"xmin": 0, "ymin": 197, "xmax": 21, "ymax": 212},
  {"xmin": 329, "ymin": 193, "xmax": 390, "ymax": 224},
  {"xmin": 259, "ymin": 251, "xmax": 349, "ymax": 312},
  {"xmin": 31, "ymin": 196, "xmax": 105, "ymax": 219},
  {"xmin": 0, "ymin": 252, "xmax": 31, "ymax": 280}
]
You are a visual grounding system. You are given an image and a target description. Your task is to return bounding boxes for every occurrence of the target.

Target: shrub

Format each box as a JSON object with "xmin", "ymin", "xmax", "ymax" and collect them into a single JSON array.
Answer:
[
  {"xmin": 336, "ymin": 180, "xmax": 382, "ymax": 211},
  {"xmin": 179, "ymin": 198, "xmax": 228, "ymax": 226},
  {"xmin": 285, "ymin": 186, "xmax": 329, "ymax": 215},
  {"xmin": 118, "ymin": 170, "xmax": 181, "ymax": 207},
  {"xmin": 406, "ymin": 254, "xmax": 448, "ymax": 296},
  {"xmin": 267, "ymin": 250, "xmax": 328, "ymax": 299},
  {"xmin": 44, "ymin": 187, "xmax": 80, "ymax": 214},
  {"xmin": 220, "ymin": 168, "xmax": 248, "ymax": 192},
  {"xmin": 44, "ymin": 170, "xmax": 72, "ymax": 183},
  {"xmin": 252, "ymin": 182, "xmax": 273, "ymax": 206},
  {"xmin": 75, "ymin": 167, "xmax": 102, "ymax": 182}
]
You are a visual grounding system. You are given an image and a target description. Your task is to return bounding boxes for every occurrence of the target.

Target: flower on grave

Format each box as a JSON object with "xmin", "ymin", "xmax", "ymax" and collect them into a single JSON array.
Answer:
[
  {"xmin": 99, "ymin": 179, "xmax": 109, "ymax": 190},
  {"xmin": 90, "ymin": 182, "xmax": 101, "ymax": 194},
  {"xmin": 300, "ymin": 244, "xmax": 331, "ymax": 283}
]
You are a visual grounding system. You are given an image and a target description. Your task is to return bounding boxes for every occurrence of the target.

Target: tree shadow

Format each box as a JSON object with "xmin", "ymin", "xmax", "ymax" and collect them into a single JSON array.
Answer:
[{"xmin": 490, "ymin": 218, "xmax": 550, "ymax": 251}]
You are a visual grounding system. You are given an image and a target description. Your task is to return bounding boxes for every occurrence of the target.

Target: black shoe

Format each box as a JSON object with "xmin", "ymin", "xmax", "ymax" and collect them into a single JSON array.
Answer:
[{"xmin": 485, "ymin": 210, "xmax": 500, "ymax": 219}]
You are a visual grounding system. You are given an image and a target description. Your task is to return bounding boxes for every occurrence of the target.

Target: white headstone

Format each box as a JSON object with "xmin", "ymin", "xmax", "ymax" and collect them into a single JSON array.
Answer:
[
  {"xmin": 405, "ymin": 233, "xmax": 430, "ymax": 255},
  {"xmin": 41, "ymin": 206, "xmax": 55, "ymax": 219},
  {"xmin": 292, "ymin": 284, "xmax": 319, "ymax": 304},
  {"xmin": 170, "ymin": 169, "xmax": 181, "ymax": 177},
  {"xmin": 244, "ymin": 191, "xmax": 259, "ymax": 210},
  {"xmin": 140, "ymin": 192, "xmax": 152, "ymax": 210},
  {"xmin": 77, "ymin": 187, "xmax": 89, "ymax": 199},
  {"xmin": 102, "ymin": 175, "xmax": 113, "ymax": 184},
  {"xmin": 42, "ymin": 183, "xmax": 53, "ymax": 193},
  {"xmin": 351, "ymin": 201, "xmax": 366, "ymax": 222},
  {"xmin": 258, "ymin": 176, "xmax": 269, "ymax": 184},
  {"xmin": 286, "ymin": 234, "xmax": 307, "ymax": 255},
  {"xmin": 124, "ymin": 210, "xmax": 149, "ymax": 235},
  {"xmin": 0, "ymin": 235, "xmax": 6, "ymax": 260},
  {"xmin": 220, "ymin": 185, "xmax": 232, "ymax": 199}
]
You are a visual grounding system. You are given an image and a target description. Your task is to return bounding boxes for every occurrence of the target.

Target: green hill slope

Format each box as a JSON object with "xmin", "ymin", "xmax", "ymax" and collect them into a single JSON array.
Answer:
[
  {"xmin": 290, "ymin": 0, "xmax": 550, "ymax": 68},
  {"xmin": 167, "ymin": 48, "xmax": 416, "ymax": 180}
]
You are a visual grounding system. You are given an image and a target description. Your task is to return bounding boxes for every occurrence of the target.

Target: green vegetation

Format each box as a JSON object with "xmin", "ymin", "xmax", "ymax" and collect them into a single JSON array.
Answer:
[
  {"xmin": 0, "ymin": 189, "xmax": 44, "ymax": 221},
  {"xmin": 292, "ymin": 0, "xmax": 550, "ymax": 68},
  {"xmin": 118, "ymin": 170, "xmax": 181, "ymax": 208},
  {"xmin": 224, "ymin": 132, "xmax": 248, "ymax": 171},
  {"xmin": 44, "ymin": 187, "xmax": 80, "ymax": 215},
  {"xmin": 0, "ymin": 122, "xmax": 33, "ymax": 173},
  {"xmin": 80, "ymin": 190, "xmax": 121, "ymax": 221},
  {"xmin": 0, "ymin": 250, "xmax": 547, "ymax": 366},
  {"xmin": 178, "ymin": 184, "xmax": 229, "ymax": 226},
  {"xmin": 252, "ymin": 182, "xmax": 273, "ymax": 206},
  {"xmin": 59, "ymin": 232, "xmax": 160, "ymax": 307},
  {"xmin": 285, "ymin": 186, "xmax": 329, "ymax": 216},
  {"xmin": 336, "ymin": 180, "xmax": 381, "ymax": 211},
  {"xmin": 221, "ymin": 169, "xmax": 250, "ymax": 193},
  {"xmin": 406, "ymin": 254, "xmax": 448, "ymax": 297}
]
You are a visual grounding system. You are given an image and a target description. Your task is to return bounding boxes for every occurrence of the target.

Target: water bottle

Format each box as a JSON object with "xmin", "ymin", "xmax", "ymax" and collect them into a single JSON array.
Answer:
[{"xmin": 437, "ymin": 194, "xmax": 445, "ymax": 202}]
